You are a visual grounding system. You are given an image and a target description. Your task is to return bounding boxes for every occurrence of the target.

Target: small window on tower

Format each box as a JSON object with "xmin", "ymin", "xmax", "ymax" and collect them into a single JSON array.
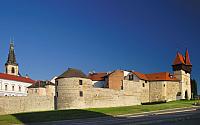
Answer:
[
  {"xmin": 79, "ymin": 80, "xmax": 83, "ymax": 85},
  {"xmin": 79, "ymin": 91, "xmax": 83, "ymax": 97},
  {"xmin": 12, "ymin": 67, "xmax": 15, "ymax": 73}
]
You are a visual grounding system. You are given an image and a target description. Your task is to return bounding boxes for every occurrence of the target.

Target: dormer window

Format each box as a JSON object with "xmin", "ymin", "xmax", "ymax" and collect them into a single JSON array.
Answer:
[{"xmin": 129, "ymin": 75, "xmax": 133, "ymax": 80}]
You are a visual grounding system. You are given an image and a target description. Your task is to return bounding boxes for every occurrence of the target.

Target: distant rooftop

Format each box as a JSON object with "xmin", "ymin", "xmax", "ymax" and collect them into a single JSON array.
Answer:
[
  {"xmin": 88, "ymin": 72, "xmax": 107, "ymax": 81},
  {"xmin": 57, "ymin": 68, "xmax": 88, "ymax": 79},
  {"xmin": 0, "ymin": 73, "xmax": 35, "ymax": 83}
]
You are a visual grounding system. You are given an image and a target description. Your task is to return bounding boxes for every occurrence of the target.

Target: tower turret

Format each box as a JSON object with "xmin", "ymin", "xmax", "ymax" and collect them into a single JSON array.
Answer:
[
  {"xmin": 172, "ymin": 49, "xmax": 192, "ymax": 73},
  {"xmin": 172, "ymin": 49, "xmax": 192, "ymax": 100},
  {"xmin": 5, "ymin": 41, "xmax": 19, "ymax": 76}
]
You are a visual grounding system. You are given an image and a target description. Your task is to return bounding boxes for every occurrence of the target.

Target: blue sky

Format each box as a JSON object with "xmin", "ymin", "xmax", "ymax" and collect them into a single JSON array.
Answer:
[{"xmin": 0, "ymin": 0, "xmax": 199, "ymax": 92}]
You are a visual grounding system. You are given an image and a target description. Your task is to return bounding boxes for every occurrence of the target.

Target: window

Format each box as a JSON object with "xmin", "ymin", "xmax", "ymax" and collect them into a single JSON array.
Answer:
[
  {"xmin": 142, "ymin": 83, "xmax": 145, "ymax": 87},
  {"xmin": 12, "ymin": 67, "xmax": 15, "ymax": 73},
  {"xmin": 35, "ymin": 89, "xmax": 37, "ymax": 93},
  {"xmin": 79, "ymin": 80, "xmax": 83, "ymax": 85},
  {"xmin": 56, "ymin": 92, "xmax": 58, "ymax": 97},
  {"xmin": 5, "ymin": 85, "xmax": 7, "ymax": 91},
  {"xmin": 12, "ymin": 85, "xmax": 14, "ymax": 91},
  {"xmin": 19, "ymin": 86, "xmax": 21, "ymax": 92},
  {"xmin": 79, "ymin": 91, "xmax": 83, "ymax": 97},
  {"xmin": 163, "ymin": 84, "xmax": 165, "ymax": 87},
  {"xmin": 129, "ymin": 75, "xmax": 133, "ymax": 80},
  {"xmin": 177, "ymin": 92, "xmax": 181, "ymax": 96},
  {"xmin": 121, "ymin": 82, "xmax": 123, "ymax": 90},
  {"xmin": 145, "ymin": 80, "xmax": 147, "ymax": 83}
]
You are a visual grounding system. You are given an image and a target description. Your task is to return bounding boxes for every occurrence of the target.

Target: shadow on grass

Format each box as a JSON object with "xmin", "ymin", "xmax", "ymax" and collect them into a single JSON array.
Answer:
[{"xmin": 11, "ymin": 109, "xmax": 111, "ymax": 124}]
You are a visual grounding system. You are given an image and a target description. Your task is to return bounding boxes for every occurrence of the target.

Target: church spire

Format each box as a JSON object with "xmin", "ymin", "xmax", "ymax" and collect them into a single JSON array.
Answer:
[
  {"xmin": 6, "ymin": 40, "xmax": 17, "ymax": 65},
  {"xmin": 5, "ymin": 40, "xmax": 19, "ymax": 76}
]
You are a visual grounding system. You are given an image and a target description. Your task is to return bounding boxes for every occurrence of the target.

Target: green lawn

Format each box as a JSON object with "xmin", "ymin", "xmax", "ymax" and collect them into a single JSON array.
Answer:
[
  {"xmin": 88, "ymin": 100, "xmax": 196, "ymax": 115},
  {"xmin": 0, "ymin": 100, "xmax": 197, "ymax": 125}
]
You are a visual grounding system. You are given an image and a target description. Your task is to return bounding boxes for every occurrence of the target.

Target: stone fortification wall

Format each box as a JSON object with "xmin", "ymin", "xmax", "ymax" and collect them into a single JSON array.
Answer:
[
  {"xmin": 165, "ymin": 81, "xmax": 180, "ymax": 101},
  {"xmin": 84, "ymin": 88, "xmax": 140, "ymax": 108},
  {"xmin": 0, "ymin": 95, "xmax": 54, "ymax": 115},
  {"xmin": 149, "ymin": 81, "xmax": 180, "ymax": 102},
  {"xmin": 56, "ymin": 77, "xmax": 141, "ymax": 110},
  {"xmin": 56, "ymin": 77, "xmax": 182, "ymax": 110},
  {"xmin": 149, "ymin": 81, "xmax": 166, "ymax": 102},
  {"xmin": 123, "ymin": 80, "xmax": 150, "ymax": 103}
]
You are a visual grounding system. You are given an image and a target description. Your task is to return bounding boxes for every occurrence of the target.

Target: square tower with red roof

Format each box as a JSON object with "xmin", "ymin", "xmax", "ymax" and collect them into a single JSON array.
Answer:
[{"xmin": 172, "ymin": 49, "xmax": 192, "ymax": 100}]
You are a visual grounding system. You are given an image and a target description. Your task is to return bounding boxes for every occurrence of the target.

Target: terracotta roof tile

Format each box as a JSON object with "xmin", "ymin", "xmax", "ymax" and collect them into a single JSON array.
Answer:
[
  {"xmin": 173, "ymin": 52, "xmax": 185, "ymax": 65},
  {"xmin": 88, "ymin": 72, "xmax": 107, "ymax": 81},
  {"xmin": 173, "ymin": 49, "xmax": 192, "ymax": 66},
  {"xmin": 133, "ymin": 72, "xmax": 148, "ymax": 80},
  {"xmin": 133, "ymin": 71, "xmax": 178, "ymax": 81},
  {"xmin": 185, "ymin": 49, "xmax": 192, "ymax": 65},
  {"xmin": 145, "ymin": 72, "xmax": 178, "ymax": 81},
  {"xmin": 0, "ymin": 73, "xmax": 35, "ymax": 83}
]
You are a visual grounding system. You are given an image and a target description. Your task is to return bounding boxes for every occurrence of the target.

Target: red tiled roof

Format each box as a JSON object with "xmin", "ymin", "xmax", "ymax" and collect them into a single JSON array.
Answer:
[
  {"xmin": 173, "ymin": 52, "xmax": 185, "ymax": 65},
  {"xmin": 133, "ymin": 72, "xmax": 148, "ymax": 80},
  {"xmin": 173, "ymin": 49, "xmax": 192, "ymax": 66},
  {"xmin": 145, "ymin": 72, "xmax": 178, "ymax": 81},
  {"xmin": 0, "ymin": 73, "xmax": 35, "ymax": 83},
  {"xmin": 185, "ymin": 49, "xmax": 192, "ymax": 65},
  {"xmin": 133, "ymin": 72, "xmax": 179, "ymax": 81},
  {"xmin": 88, "ymin": 72, "xmax": 107, "ymax": 81}
]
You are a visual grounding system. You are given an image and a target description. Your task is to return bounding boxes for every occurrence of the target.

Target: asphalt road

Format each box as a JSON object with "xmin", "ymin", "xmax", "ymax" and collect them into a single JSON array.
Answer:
[{"xmin": 30, "ymin": 107, "xmax": 200, "ymax": 125}]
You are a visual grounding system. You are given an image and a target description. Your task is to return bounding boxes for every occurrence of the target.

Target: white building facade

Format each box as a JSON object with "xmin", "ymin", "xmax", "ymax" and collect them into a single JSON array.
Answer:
[{"xmin": 0, "ymin": 74, "xmax": 34, "ymax": 96}]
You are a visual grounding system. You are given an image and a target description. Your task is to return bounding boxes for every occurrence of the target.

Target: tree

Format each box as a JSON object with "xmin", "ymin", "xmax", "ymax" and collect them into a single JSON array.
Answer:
[{"xmin": 191, "ymin": 79, "xmax": 198, "ymax": 99}]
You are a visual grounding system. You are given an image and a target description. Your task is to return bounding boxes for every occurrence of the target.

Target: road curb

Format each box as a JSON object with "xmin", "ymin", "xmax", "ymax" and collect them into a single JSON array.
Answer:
[{"xmin": 116, "ymin": 106, "xmax": 199, "ymax": 117}]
